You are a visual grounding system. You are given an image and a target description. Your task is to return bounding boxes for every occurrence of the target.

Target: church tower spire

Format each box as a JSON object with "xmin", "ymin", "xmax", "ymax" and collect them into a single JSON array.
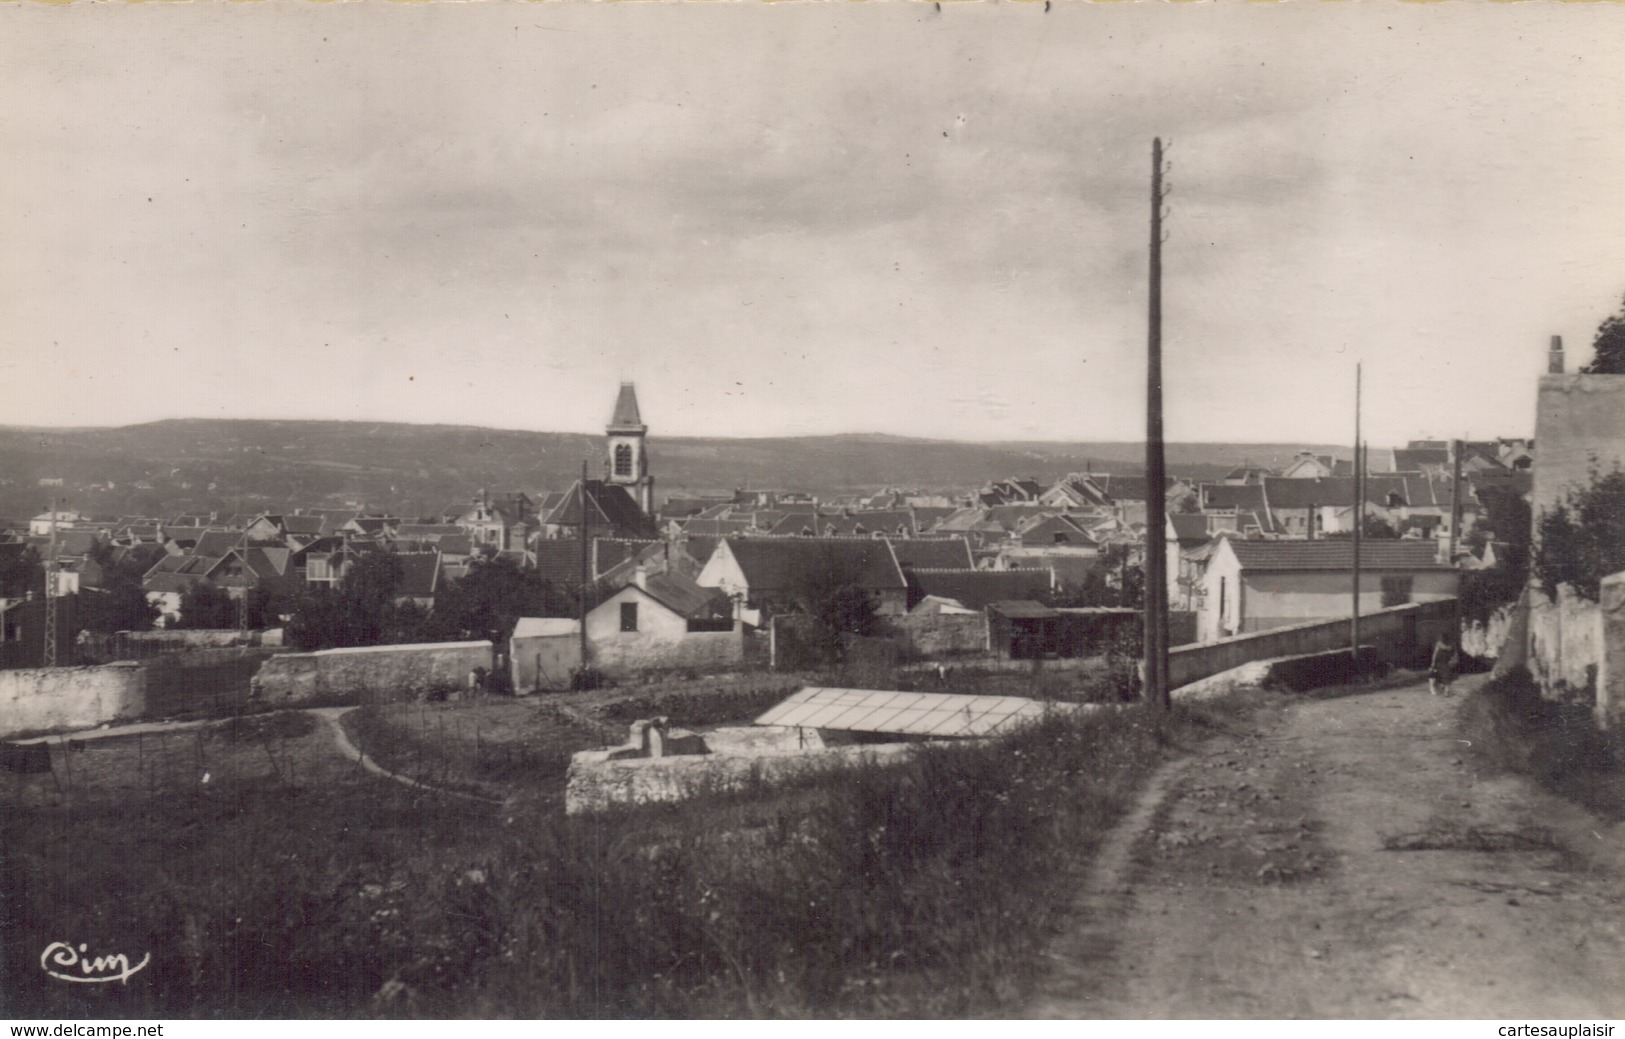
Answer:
[{"xmin": 606, "ymin": 382, "xmax": 653, "ymax": 514}]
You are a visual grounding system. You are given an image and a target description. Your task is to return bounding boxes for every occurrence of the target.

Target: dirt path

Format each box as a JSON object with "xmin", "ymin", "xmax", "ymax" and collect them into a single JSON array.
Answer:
[{"xmin": 1027, "ymin": 677, "xmax": 1625, "ymax": 1019}]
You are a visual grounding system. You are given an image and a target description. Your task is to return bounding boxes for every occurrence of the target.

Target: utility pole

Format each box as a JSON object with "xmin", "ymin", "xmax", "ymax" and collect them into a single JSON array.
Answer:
[
  {"xmin": 577, "ymin": 460, "xmax": 591, "ymax": 680},
  {"xmin": 1143, "ymin": 137, "xmax": 1172, "ymax": 709},
  {"xmin": 43, "ymin": 498, "xmax": 59, "ymax": 668},
  {"xmin": 1448, "ymin": 437, "xmax": 1464, "ymax": 635},
  {"xmin": 1351, "ymin": 365, "xmax": 1362, "ymax": 672}
]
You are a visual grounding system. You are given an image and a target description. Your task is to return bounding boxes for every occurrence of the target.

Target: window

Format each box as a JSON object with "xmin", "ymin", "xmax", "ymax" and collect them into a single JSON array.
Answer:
[
  {"xmin": 620, "ymin": 602, "xmax": 639, "ymax": 632},
  {"xmin": 1053, "ymin": 532, "xmax": 1070, "ymax": 544},
  {"xmin": 614, "ymin": 443, "xmax": 634, "ymax": 478}
]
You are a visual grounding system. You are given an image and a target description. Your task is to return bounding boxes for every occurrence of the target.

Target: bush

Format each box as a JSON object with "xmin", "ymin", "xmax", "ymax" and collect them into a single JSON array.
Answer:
[
  {"xmin": 1534, "ymin": 466, "xmax": 1625, "ymax": 602},
  {"xmin": 1458, "ymin": 668, "xmax": 1622, "ymax": 815}
]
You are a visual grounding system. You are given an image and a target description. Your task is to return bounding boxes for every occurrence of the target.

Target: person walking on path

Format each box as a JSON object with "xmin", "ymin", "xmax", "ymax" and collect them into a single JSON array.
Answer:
[{"xmin": 1429, "ymin": 633, "xmax": 1458, "ymax": 696}]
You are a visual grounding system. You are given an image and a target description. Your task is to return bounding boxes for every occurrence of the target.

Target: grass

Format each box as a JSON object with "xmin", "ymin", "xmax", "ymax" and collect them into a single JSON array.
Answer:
[
  {"xmin": 1458, "ymin": 667, "xmax": 1625, "ymax": 821},
  {"xmin": 1, "ymin": 687, "xmax": 1235, "ymax": 1018}
]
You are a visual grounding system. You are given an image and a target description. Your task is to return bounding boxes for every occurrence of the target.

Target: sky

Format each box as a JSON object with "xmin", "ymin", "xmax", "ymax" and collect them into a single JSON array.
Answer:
[{"xmin": 3, "ymin": 2, "xmax": 1625, "ymax": 447}]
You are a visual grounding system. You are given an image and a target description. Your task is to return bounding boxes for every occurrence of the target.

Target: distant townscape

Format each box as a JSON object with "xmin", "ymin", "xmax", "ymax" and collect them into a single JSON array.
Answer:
[{"xmin": 0, "ymin": 378, "xmax": 1536, "ymax": 677}]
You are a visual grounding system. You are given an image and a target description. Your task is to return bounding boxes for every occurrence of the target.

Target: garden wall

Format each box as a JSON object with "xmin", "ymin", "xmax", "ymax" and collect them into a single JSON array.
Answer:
[
  {"xmin": 250, "ymin": 641, "xmax": 494, "ymax": 706},
  {"xmin": 0, "ymin": 663, "xmax": 146, "ymax": 738}
]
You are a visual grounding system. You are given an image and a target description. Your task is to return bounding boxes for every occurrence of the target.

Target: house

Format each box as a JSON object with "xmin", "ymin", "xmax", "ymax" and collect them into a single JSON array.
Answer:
[
  {"xmin": 1196, "ymin": 538, "xmax": 1458, "ymax": 643},
  {"xmin": 904, "ymin": 567, "xmax": 1052, "ymax": 611},
  {"xmin": 888, "ymin": 537, "xmax": 976, "ymax": 571},
  {"xmin": 1165, "ymin": 512, "xmax": 1211, "ymax": 610},
  {"xmin": 1011, "ymin": 513, "xmax": 1097, "ymax": 549},
  {"xmin": 695, "ymin": 537, "xmax": 909, "ymax": 618},
  {"xmin": 29, "ymin": 510, "xmax": 83, "ymax": 537},
  {"xmin": 1277, "ymin": 452, "xmax": 1352, "ymax": 479},
  {"xmin": 393, "ymin": 552, "xmax": 442, "ymax": 610},
  {"xmin": 452, "ymin": 492, "xmax": 533, "ymax": 553},
  {"xmin": 585, "ymin": 568, "xmax": 740, "ymax": 678},
  {"xmin": 1039, "ymin": 474, "xmax": 1113, "ymax": 511}
]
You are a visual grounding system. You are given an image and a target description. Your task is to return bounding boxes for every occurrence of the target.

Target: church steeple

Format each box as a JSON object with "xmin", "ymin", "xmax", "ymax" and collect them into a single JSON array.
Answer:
[{"xmin": 606, "ymin": 382, "xmax": 653, "ymax": 514}]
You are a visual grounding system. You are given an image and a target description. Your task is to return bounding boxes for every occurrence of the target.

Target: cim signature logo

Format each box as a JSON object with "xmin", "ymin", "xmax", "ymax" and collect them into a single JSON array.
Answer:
[{"xmin": 40, "ymin": 942, "xmax": 150, "ymax": 984}]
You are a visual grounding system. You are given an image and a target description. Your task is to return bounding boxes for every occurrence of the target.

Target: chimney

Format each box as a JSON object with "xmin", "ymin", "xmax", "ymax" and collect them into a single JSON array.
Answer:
[
  {"xmin": 632, "ymin": 564, "xmax": 648, "ymax": 591},
  {"xmin": 1548, "ymin": 335, "xmax": 1565, "ymax": 374}
]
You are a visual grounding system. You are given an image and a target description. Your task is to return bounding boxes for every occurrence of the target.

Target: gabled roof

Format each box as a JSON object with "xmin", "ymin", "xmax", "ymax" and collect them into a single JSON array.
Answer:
[
  {"xmin": 680, "ymin": 517, "xmax": 753, "ymax": 537},
  {"xmin": 1391, "ymin": 448, "xmax": 1450, "ymax": 472},
  {"xmin": 888, "ymin": 537, "xmax": 975, "ymax": 571},
  {"xmin": 907, "ymin": 567, "xmax": 1051, "ymax": 609},
  {"xmin": 1202, "ymin": 483, "xmax": 1269, "ymax": 512},
  {"xmin": 394, "ymin": 552, "xmax": 441, "ymax": 599},
  {"xmin": 1166, "ymin": 513, "xmax": 1210, "ymax": 544},
  {"xmin": 608, "ymin": 382, "xmax": 646, "ymax": 433},
  {"xmin": 719, "ymin": 537, "xmax": 906, "ymax": 594},
  {"xmin": 395, "ymin": 523, "xmax": 463, "ymax": 539},
  {"xmin": 194, "ymin": 530, "xmax": 246, "ymax": 559},
  {"xmin": 1223, "ymin": 539, "xmax": 1454, "ymax": 571},
  {"xmin": 545, "ymin": 480, "xmax": 657, "ymax": 538},
  {"xmin": 627, "ymin": 571, "xmax": 729, "ymax": 620}
]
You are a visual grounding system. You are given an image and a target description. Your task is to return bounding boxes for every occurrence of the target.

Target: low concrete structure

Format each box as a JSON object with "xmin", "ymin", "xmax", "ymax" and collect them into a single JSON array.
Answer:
[
  {"xmin": 510, "ymin": 617, "xmax": 580, "ymax": 693},
  {"xmin": 0, "ymin": 663, "xmax": 146, "ymax": 739},
  {"xmin": 565, "ymin": 717, "xmax": 902, "ymax": 814},
  {"xmin": 249, "ymin": 640, "xmax": 494, "ymax": 706}
]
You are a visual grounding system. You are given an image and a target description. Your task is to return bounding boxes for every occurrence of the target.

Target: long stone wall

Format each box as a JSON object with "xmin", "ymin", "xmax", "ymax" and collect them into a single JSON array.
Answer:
[
  {"xmin": 250, "ymin": 641, "xmax": 494, "ymax": 706},
  {"xmin": 1169, "ymin": 599, "xmax": 1456, "ymax": 690},
  {"xmin": 0, "ymin": 664, "xmax": 146, "ymax": 739},
  {"xmin": 566, "ymin": 741, "xmax": 914, "ymax": 814}
]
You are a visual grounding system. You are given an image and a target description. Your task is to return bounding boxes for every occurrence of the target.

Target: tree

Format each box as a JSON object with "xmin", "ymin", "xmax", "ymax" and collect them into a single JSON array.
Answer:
[
  {"xmin": 1534, "ymin": 466, "xmax": 1625, "ymax": 602},
  {"xmin": 1581, "ymin": 292, "xmax": 1625, "ymax": 374},
  {"xmin": 0, "ymin": 547, "xmax": 44, "ymax": 599},
  {"xmin": 177, "ymin": 580, "xmax": 237, "ymax": 629},
  {"xmin": 426, "ymin": 554, "xmax": 561, "ymax": 644}
]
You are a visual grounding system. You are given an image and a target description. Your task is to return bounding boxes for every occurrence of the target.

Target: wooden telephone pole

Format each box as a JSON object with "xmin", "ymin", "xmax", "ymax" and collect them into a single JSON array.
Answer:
[
  {"xmin": 1351, "ymin": 364, "xmax": 1363, "ymax": 671},
  {"xmin": 43, "ymin": 498, "xmax": 59, "ymax": 668},
  {"xmin": 1143, "ymin": 138, "xmax": 1171, "ymax": 709}
]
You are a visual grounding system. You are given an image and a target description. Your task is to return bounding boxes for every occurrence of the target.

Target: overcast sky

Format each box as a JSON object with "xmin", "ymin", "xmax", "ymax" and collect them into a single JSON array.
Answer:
[{"xmin": 4, "ymin": 2, "xmax": 1624, "ymax": 446}]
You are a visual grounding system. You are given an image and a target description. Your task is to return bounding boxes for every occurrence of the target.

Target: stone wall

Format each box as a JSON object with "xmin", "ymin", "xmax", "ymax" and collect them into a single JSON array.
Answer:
[
  {"xmin": 0, "ymin": 664, "xmax": 146, "ymax": 739},
  {"xmin": 1461, "ymin": 602, "xmax": 1518, "ymax": 662},
  {"xmin": 250, "ymin": 641, "xmax": 494, "ymax": 706},
  {"xmin": 1527, "ymin": 584, "xmax": 1603, "ymax": 699},
  {"xmin": 890, "ymin": 612, "xmax": 988, "ymax": 658},
  {"xmin": 1169, "ymin": 599, "xmax": 1455, "ymax": 690},
  {"xmin": 1598, "ymin": 572, "xmax": 1625, "ymax": 730},
  {"xmin": 566, "ymin": 739, "xmax": 914, "ymax": 814}
]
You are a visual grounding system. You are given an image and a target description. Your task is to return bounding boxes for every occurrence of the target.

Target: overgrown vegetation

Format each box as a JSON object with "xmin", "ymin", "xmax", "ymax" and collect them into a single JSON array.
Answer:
[
  {"xmin": 3, "ymin": 697, "xmax": 1232, "ymax": 1018},
  {"xmin": 1534, "ymin": 465, "xmax": 1625, "ymax": 602},
  {"xmin": 1457, "ymin": 668, "xmax": 1624, "ymax": 820},
  {"xmin": 1580, "ymin": 291, "xmax": 1625, "ymax": 374}
]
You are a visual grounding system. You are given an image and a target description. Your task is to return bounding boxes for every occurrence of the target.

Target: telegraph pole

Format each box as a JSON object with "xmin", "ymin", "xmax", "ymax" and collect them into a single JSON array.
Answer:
[
  {"xmin": 577, "ymin": 460, "xmax": 591, "ymax": 678},
  {"xmin": 1351, "ymin": 365, "xmax": 1363, "ymax": 671},
  {"xmin": 43, "ymin": 498, "xmax": 59, "ymax": 668},
  {"xmin": 1143, "ymin": 137, "xmax": 1171, "ymax": 709}
]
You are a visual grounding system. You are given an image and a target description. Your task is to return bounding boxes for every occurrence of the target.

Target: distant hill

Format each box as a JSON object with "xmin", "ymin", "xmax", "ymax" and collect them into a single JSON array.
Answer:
[{"xmin": 0, "ymin": 419, "xmax": 1351, "ymax": 522}]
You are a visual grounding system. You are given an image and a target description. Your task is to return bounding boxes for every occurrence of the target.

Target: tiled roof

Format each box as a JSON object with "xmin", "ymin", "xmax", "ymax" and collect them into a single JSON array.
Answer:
[
  {"xmin": 544, "ymin": 480, "xmax": 657, "ymax": 539},
  {"xmin": 722, "ymin": 537, "xmax": 906, "ymax": 594},
  {"xmin": 907, "ymin": 567, "xmax": 1051, "ymax": 609},
  {"xmin": 1166, "ymin": 513, "xmax": 1209, "ymax": 543},
  {"xmin": 987, "ymin": 600, "xmax": 1060, "ymax": 620},
  {"xmin": 635, "ymin": 571, "xmax": 729, "ymax": 619},
  {"xmin": 394, "ymin": 552, "xmax": 441, "ymax": 599},
  {"xmin": 1224, "ymin": 539, "xmax": 1453, "ymax": 571},
  {"xmin": 1392, "ymin": 448, "xmax": 1450, "ymax": 472},
  {"xmin": 888, "ymin": 537, "xmax": 975, "ymax": 570},
  {"xmin": 1201, "ymin": 484, "xmax": 1268, "ymax": 512},
  {"xmin": 194, "ymin": 530, "xmax": 245, "ymax": 558}
]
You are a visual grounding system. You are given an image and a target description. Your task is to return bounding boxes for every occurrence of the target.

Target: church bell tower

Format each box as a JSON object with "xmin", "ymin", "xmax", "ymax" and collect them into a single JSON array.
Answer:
[{"xmin": 606, "ymin": 382, "xmax": 654, "ymax": 514}]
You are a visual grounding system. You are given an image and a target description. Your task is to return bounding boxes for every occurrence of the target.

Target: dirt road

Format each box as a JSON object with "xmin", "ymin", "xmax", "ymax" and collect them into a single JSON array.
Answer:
[{"xmin": 1027, "ymin": 677, "xmax": 1625, "ymax": 1019}]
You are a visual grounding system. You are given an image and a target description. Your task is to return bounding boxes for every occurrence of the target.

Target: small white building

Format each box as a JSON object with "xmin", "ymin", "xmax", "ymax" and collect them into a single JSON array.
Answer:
[{"xmin": 1198, "ymin": 538, "xmax": 1458, "ymax": 643}]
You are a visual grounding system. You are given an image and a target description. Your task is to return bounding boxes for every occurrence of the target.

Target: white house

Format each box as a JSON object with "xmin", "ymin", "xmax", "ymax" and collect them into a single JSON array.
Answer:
[
  {"xmin": 585, "ymin": 568, "xmax": 742, "ymax": 678},
  {"xmin": 1197, "ymin": 538, "xmax": 1458, "ymax": 643}
]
